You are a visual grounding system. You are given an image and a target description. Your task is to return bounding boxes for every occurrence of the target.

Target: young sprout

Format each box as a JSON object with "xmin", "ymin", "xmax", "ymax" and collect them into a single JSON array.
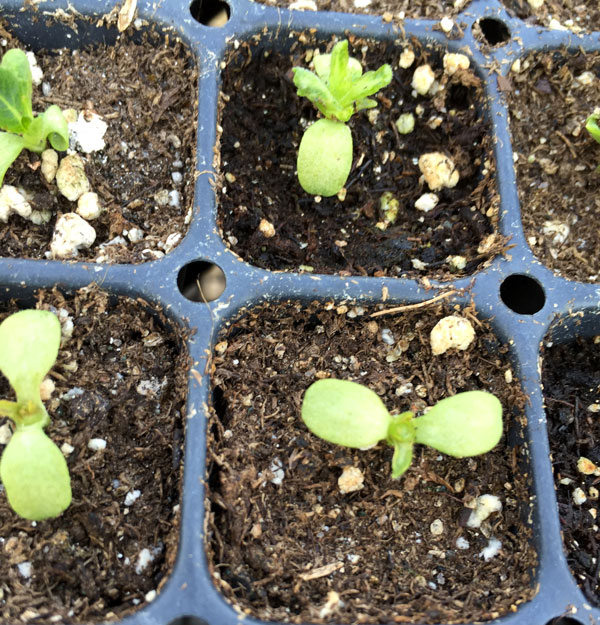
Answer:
[
  {"xmin": 301, "ymin": 378, "xmax": 502, "ymax": 479},
  {"xmin": 0, "ymin": 49, "xmax": 69, "ymax": 186},
  {"xmin": 0, "ymin": 309, "xmax": 72, "ymax": 520},
  {"xmin": 293, "ymin": 40, "xmax": 392, "ymax": 197},
  {"xmin": 585, "ymin": 113, "xmax": 600, "ymax": 170}
]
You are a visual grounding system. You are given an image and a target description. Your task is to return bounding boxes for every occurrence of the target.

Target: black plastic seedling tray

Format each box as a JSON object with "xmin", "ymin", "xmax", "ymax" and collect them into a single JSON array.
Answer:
[{"xmin": 1, "ymin": 0, "xmax": 599, "ymax": 623}]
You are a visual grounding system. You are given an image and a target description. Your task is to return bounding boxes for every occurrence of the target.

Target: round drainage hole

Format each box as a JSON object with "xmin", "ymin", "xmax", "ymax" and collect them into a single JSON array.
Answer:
[
  {"xmin": 190, "ymin": 0, "xmax": 230, "ymax": 26},
  {"xmin": 545, "ymin": 618, "xmax": 585, "ymax": 625},
  {"xmin": 476, "ymin": 18, "xmax": 511, "ymax": 45},
  {"xmin": 500, "ymin": 274, "xmax": 545, "ymax": 315},
  {"xmin": 178, "ymin": 261, "xmax": 226, "ymax": 302}
]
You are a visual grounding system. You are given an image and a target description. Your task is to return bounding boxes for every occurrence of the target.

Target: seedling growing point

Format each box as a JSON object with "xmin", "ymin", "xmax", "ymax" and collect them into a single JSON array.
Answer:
[
  {"xmin": 0, "ymin": 309, "xmax": 72, "ymax": 520},
  {"xmin": 302, "ymin": 378, "xmax": 502, "ymax": 479},
  {"xmin": 293, "ymin": 40, "xmax": 392, "ymax": 196}
]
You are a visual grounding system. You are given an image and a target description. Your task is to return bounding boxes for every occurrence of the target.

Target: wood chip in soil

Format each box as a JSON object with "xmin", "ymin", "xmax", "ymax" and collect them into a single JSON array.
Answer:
[
  {"xmin": 247, "ymin": 0, "xmax": 472, "ymax": 19},
  {"xmin": 206, "ymin": 300, "xmax": 537, "ymax": 624},
  {"xmin": 0, "ymin": 287, "xmax": 189, "ymax": 623},
  {"xmin": 501, "ymin": 0, "xmax": 600, "ymax": 33},
  {"xmin": 542, "ymin": 333, "xmax": 600, "ymax": 606},
  {"xmin": 0, "ymin": 18, "xmax": 197, "ymax": 263},
  {"xmin": 505, "ymin": 49, "xmax": 600, "ymax": 283},
  {"xmin": 217, "ymin": 34, "xmax": 503, "ymax": 280}
]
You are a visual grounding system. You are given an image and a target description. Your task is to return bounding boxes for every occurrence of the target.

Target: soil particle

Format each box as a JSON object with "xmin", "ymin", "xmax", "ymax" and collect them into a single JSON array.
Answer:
[
  {"xmin": 542, "ymin": 334, "xmax": 600, "ymax": 605},
  {"xmin": 0, "ymin": 19, "xmax": 197, "ymax": 263},
  {"xmin": 0, "ymin": 287, "xmax": 189, "ymax": 622},
  {"xmin": 217, "ymin": 34, "xmax": 503, "ymax": 279},
  {"xmin": 206, "ymin": 300, "xmax": 537, "ymax": 624},
  {"xmin": 505, "ymin": 49, "xmax": 600, "ymax": 282}
]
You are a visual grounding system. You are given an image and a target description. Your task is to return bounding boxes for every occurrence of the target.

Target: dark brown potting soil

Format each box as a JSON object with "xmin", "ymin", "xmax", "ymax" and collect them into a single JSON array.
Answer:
[
  {"xmin": 248, "ymin": 0, "xmax": 472, "ymax": 19},
  {"xmin": 542, "ymin": 334, "xmax": 600, "ymax": 605},
  {"xmin": 0, "ymin": 287, "xmax": 189, "ymax": 622},
  {"xmin": 501, "ymin": 0, "xmax": 600, "ymax": 33},
  {"xmin": 217, "ymin": 34, "xmax": 504, "ymax": 279},
  {"xmin": 0, "ymin": 19, "xmax": 197, "ymax": 263},
  {"xmin": 505, "ymin": 49, "xmax": 600, "ymax": 283},
  {"xmin": 207, "ymin": 299, "xmax": 537, "ymax": 624}
]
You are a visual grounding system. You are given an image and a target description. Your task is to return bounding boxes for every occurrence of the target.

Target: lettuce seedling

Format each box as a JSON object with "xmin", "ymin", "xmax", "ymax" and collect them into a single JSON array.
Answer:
[
  {"xmin": 302, "ymin": 379, "xmax": 502, "ymax": 478},
  {"xmin": 585, "ymin": 113, "xmax": 600, "ymax": 170},
  {"xmin": 0, "ymin": 49, "xmax": 69, "ymax": 186},
  {"xmin": 0, "ymin": 309, "xmax": 72, "ymax": 520},
  {"xmin": 293, "ymin": 40, "xmax": 392, "ymax": 196}
]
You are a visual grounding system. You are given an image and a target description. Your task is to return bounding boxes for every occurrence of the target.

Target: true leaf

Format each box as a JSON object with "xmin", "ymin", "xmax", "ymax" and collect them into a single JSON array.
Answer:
[
  {"xmin": 327, "ymin": 40, "xmax": 350, "ymax": 102},
  {"xmin": 0, "ymin": 131, "xmax": 25, "ymax": 186},
  {"xmin": 340, "ymin": 64, "xmax": 393, "ymax": 108},
  {"xmin": 0, "ymin": 49, "xmax": 33, "ymax": 134},
  {"xmin": 23, "ymin": 104, "xmax": 69, "ymax": 153}
]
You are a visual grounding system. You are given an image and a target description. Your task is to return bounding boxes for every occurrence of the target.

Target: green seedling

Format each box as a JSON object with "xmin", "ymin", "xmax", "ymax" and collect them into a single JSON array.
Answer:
[
  {"xmin": 586, "ymin": 113, "xmax": 600, "ymax": 170},
  {"xmin": 0, "ymin": 309, "xmax": 71, "ymax": 520},
  {"xmin": 302, "ymin": 378, "xmax": 502, "ymax": 478},
  {"xmin": 0, "ymin": 49, "xmax": 69, "ymax": 186},
  {"xmin": 293, "ymin": 40, "xmax": 392, "ymax": 196}
]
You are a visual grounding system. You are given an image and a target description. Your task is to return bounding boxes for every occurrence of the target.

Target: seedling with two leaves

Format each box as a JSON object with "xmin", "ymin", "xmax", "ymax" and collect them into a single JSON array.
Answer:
[
  {"xmin": 302, "ymin": 379, "xmax": 503, "ymax": 478},
  {"xmin": 0, "ymin": 310, "xmax": 71, "ymax": 520}
]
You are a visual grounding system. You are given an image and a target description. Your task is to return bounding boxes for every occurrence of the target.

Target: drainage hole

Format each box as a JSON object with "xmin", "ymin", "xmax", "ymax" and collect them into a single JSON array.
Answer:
[
  {"xmin": 476, "ymin": 17, "xmax": 511, "ymax": 45},
  {"xmin": 190, "ymin": 0, "xmax": 230, "ymax": 26},
  {"xmin": 545, "ymin": 618, "xmax": 585, "ymax": 625},
  {"xmin": 178, "ymin": 261, "xmax": 226, "ymax": 302},
  {"xmin": 500, "ymin": 274, "xmax": 545, "ymax": 315}
]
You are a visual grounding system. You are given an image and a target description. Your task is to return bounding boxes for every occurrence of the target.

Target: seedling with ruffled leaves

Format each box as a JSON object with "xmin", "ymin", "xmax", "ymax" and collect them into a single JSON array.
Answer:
[
  {"xmin": 0, "ymin": 49, "xmax": 69, "ymax": 185},
  {"xmin": 0, "ymin": 309, "xmax": 72, "ymax": 520},
  {"xmin": 293, "ymin": 40, "xmax": 392, "ymax": 197},
  {"xmin": 302, "ymin": 379, "xmax": 502, "ymax": 478}
]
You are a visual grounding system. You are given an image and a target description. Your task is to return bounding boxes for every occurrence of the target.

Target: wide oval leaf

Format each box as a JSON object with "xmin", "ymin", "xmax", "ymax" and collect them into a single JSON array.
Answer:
[
  {"xmin": 302, "ymin": 378, "xmax": 391, "ymax": 448},
  {"xmin": 0, "ymin": 427, "xmax": 71, "ymax": 520},
  {"xmin": 414, "ymin": 390, "xmax": 502, "ymax": 457},
  {"xmin": 297, "ymin": 119, "xmax": 352, "ymax": 196}
]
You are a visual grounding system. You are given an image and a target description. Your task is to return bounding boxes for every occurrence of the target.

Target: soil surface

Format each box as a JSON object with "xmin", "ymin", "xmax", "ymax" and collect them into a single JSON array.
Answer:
[
  {"xmin": 505, "ymin": 49, "xmax": 600, "ymax": 283},
  {"xmin": 0, "ymin": 287, "xmax": 189, "ymax": 622},
  {"xmin": 542, "ymin": 334, "xmax": 600, "ymax": 606},
  {"xmin": 249, "ymin": 0, "xmax": 472, "ymax": 19},
  {"xmin": 500, "ymin": 0, "xmax": 600, "ymax": 33},
  {"xmin": 0, "ymin": 18, "xmax": 197, "ymax": 263},
  {"xmin": 217, "ymin": 34, "xmax": 503, "ymax": 279},
  {"xmin": 207, "ymin": 299, "xmax": 537, "ymax": 624}
]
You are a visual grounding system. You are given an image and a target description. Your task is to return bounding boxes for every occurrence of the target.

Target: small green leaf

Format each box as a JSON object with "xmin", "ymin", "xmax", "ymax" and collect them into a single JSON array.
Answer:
[
  {"xmin": 0, "ymin": 49, "xmax": 33, "ymax": 134},
  {"xmin": 22, "ymin": 104, "xmax": 69, "ymax": 153},
  {"xmin": 293, "ymin": 67, "xmax": 341, "ymax": 119},
  {"xmin": 0, "ymin": 131, "xmax": 25, "ymax": 186},
  {"xmin": 391, "ymin": 442, "xmax": 413, "ymax": 478},
  {"xmin": 0, "ymin": 427, "xmax": 71, "ymax": 521},
  {"xmin": 0, "ymin": 310, "xmax": 61, "ymax": 413},
  {"xmin": 414, "ymin": 390, "xmax": 502, "ymax": 457},
  {"xmin": 586, "ymin": 113, "xmax": 600, "ymax": 144},
  {"xmin": 302, "ymin": 378, "xmax": 392, "ymax": 448},
  {"xmin": 340, "ymin": 64, "xmax": 393, "ymax": 108},
  {"xmin": 327, "ymin": 41, "xmax": 350, "ymax": 102},
  {"xmin": 297, "ymin": 118, "xmax": 353, "ymax": 196},
  {"xmin": 314, "ymin": 52, "xmax": 362, "ymax": 82}
]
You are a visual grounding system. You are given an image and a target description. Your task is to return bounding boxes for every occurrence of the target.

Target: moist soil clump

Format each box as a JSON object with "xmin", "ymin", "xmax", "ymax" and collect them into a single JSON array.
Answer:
[
  {"xmin": 505, "ymin": 50, "xmax": 600, "ymax": 283},
  {"xmin": 217, "ymin": 35, "xmax": 502, "ymax": 279},
  {"xmin": 501, "ymin": 0, "xmax": 600, "ymax": 33},
  {"xmin": 207, "ymin": 300, "xmax": 537, "ymax": 624},
  {"xmin": 542, "ymin": 334, "xmax": 600, "ymax": 605},
  {"xmin": 0, "ymin": 20, "xmax": 197, "ymax": 263},
  {"xmin": 248, "ymin": 0, "xmax": 471, "ymax": 19},
  {"xmin": 0, "ymin": 287, "xmax": 189, "ymax": 622}
]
